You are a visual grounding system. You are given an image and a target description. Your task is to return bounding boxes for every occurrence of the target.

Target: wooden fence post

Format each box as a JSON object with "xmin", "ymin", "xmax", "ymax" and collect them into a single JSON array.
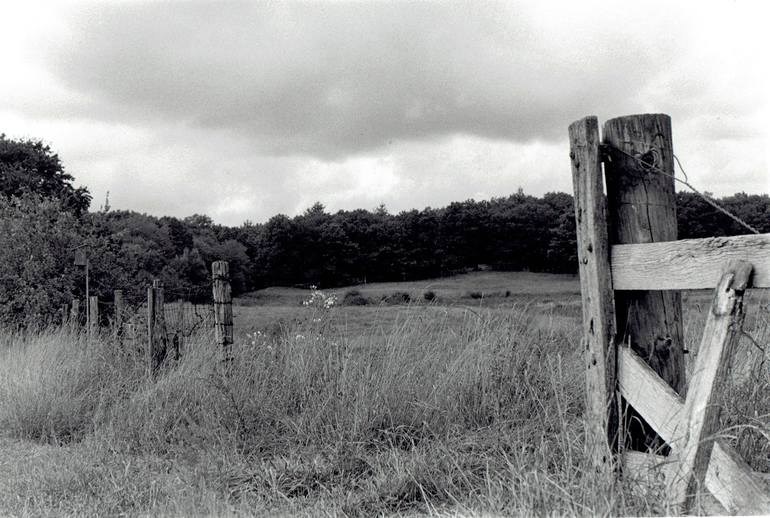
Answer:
[
  {"xmin": 569, "ymin": 116, "xmax": 618, "ymax": 476},
  {"xmin": 71, "ymin": 299, "xmax": 80, "ymax": 327},
  {"xmin": 212, "ymin": 261, "xmax": 233, "ymax": 361},
  {"xmin": 89, "ymin": 295, "xmax": 99, "ymax": 336},
  {"xmin": 114, "ymin": 289, "xmax": 124, "ymax": 337},
  {"xmin": 124, "ymin": 321, "xmax": 136, "ymax": 351},
  {"xmin": 602, "ymin": 114, "xmax": 685, "ymax": 450},
  {"xmin": 61, "ymin": 303, "xmax": 69, "ymax": 326},
  {"xmin": 147, "ymin": 280, "xmax": 167, "ymax": 376},
  {"xmin": 571, "ymin": 113, "xmax": 770, "ymax": 514}
]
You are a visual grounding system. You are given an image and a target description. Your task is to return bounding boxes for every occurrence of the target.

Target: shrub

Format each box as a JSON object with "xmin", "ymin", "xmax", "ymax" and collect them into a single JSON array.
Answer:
[
  {"xmin": 382, "ymin": 291, "xmax": 411, "ymax": 305},
  {"xmin": 343, "ymin": 289, "xmax": 369, "ymax": 306},
  {"xmin": 468, "ymin": 291, "xmax": 483, "ymax": 299},
  {"xmin": 423, "ymin": 290, "xmax": 437, "ymax": 302}
]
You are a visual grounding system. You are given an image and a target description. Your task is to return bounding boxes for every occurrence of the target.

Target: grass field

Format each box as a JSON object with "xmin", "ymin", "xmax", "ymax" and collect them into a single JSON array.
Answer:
[{"xmin": 0, "ymin": 271, "xmax": 768, "ymax": 517}]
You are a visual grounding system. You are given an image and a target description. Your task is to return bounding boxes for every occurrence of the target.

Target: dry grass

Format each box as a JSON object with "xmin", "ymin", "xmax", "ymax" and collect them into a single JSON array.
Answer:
[{"xmin": 0, "ymin": 283, "xmax": 767, "ymax": 517}]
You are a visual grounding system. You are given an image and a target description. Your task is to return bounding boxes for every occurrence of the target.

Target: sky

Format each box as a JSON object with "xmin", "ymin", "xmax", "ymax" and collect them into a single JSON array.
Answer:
[{"xmin": 1, "ymin": 0, "xmax": 768, "ymax": 226}]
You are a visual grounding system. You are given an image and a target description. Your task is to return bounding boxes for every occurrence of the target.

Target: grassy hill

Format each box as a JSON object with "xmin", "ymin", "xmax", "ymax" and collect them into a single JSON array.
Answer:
[{"xmin": 237, "ymin": 270, "xmax": 581, "ymax": 307}]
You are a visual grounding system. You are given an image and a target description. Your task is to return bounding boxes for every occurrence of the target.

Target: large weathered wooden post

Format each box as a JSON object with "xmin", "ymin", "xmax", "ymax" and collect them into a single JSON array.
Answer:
[
  {"xmin": 603, "ymin": 114, "xmax": 685, "ymax": 449},
  {"xmin": 212, "ymin": 261, "xmax": 233, "ymax": 361}
]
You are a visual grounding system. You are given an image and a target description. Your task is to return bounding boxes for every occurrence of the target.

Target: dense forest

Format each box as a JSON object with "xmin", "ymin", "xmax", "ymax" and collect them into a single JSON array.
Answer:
[{"xmin": 2, "ymin": 134, "xmax": 769, "ymax": 326}]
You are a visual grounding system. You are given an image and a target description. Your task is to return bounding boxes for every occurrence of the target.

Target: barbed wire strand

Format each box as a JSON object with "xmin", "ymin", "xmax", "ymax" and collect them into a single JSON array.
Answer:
[{"xmin": 604, "ymin": 143, "xmax": 761, "ymax": 235}]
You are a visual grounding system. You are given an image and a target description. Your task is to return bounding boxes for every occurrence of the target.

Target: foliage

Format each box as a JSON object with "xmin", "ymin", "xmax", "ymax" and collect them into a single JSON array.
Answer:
[
  {"xmin": 0, "ymin": 134, "xmax": 91, "ymax": 215},
  {"xmin": 0, "ymin": 194, "xmax": 83, "ymax": 328},
  {"xmin": 342, "ymin": 289, "xmax": 369, "ymax": 306},
  {"xmin": 381, "ymin": 291, "xmax": 411, "ymax": 304}
]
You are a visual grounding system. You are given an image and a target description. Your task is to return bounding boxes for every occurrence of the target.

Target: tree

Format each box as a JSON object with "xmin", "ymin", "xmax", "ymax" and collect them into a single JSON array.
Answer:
[
  {"xmin": 0, "ymin": 194, "xmax": 84, "ymax": 327},
  {"xmin": 0, "ymin": 134, "xmax": 91, "ymax": 214}
]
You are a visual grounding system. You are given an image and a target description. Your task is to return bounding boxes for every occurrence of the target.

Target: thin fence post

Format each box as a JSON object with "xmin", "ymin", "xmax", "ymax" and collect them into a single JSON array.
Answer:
[
  {"xmin": 61, "ymin": 303, "xmax": 69, "ymax": 326},
  {"xmin": 89, "ymin": 295, "xmax": 99, "ymax": 337},
  {"xmin": 147, "ymin": 280, "xmax": 167, "ymax": 376},
  {"xmin": 71, "ymin": 299, "xmax": 80, "ymax": 327},
  {"xmin": 124, "ymin": 321, "xmax": 136, "ymax": 351},
  {"xmin": 114, "ymin": 289, "xmax": 124, "ymax": 337},
  {"xmin": 602, "ymin": 114, "xmax": 685, "ymax": 450},
  {"xmin": 212, "ymin": 261, "xmax": 233, "ymax": 361}
]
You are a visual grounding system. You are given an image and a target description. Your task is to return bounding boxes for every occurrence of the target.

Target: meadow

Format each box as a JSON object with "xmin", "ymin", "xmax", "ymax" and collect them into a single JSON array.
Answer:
[{"xmin": 0, "ymin": 271, "xmax": 767, "ymax": 517}]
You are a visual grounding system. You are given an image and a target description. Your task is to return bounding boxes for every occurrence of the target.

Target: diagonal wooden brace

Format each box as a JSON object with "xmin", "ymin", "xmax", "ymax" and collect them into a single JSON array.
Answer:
[{"xmin": 667, "ymin": 261, "xmax": 753, "ymax": 510}]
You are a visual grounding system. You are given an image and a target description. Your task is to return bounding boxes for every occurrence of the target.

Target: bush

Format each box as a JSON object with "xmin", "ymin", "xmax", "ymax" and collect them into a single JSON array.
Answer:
[
  {"xmin": 381, "ymin": 291, "xmax": 411, "ymax": 305},
  {"xmin": 468, "ymin": 291, "xmax": 483, "ymax": 299},
  {"xmin": 423, "ymin": 290, "xmax": 437, "ymax": 302},
  {"xmin": 343, "ymin": 289, "xmax": 369, "ymax": 306}
]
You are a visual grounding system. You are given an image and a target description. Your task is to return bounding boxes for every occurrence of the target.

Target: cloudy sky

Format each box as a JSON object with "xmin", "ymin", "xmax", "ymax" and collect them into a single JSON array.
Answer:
[{"xmin": 1, "ymin": 1, "xmax": 768, "ymax": 226}]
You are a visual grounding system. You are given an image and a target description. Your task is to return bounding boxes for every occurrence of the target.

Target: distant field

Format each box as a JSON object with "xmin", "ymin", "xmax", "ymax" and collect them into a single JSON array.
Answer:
[
  {"xmin": 237, "ymin": 270, "xmax": 581, "ymax": 305},
  {"xmin": 233, "ymin": 271, "xmax": 583, "ymax": 337}
]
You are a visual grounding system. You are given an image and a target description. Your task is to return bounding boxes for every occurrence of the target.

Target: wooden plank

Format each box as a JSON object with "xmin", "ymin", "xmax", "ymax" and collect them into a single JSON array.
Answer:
[
  {"xmin": 618, "ymin": 346, "xmax": 770, "ymax": 513},
  {"xmin": 603, "ymin": 115, "xmax": 686, "ymax": 453},
  {"xmin": 708, "ymin": 440, "xmax": 770, "ymax": 514},
  {"xmin": 611, "ymin": 233, "xmax": 770, "ymax": 290},
  {"xmin": 667, "ymin": 262, "xmax": 752, "ymax": 510},
  {"xmin": 618, "ymin": 345, "xmax": 681, "ymax": 440},
  {"xmin": 569, "ymin": 116, "xmax": 618, "ymax": 475}
]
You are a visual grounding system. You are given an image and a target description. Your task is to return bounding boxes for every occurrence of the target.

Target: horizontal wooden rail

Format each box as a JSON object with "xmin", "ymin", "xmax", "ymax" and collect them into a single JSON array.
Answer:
[
  {"xmin": 618, "ymin": 346, "xmax": 770, "ymax": 514},
  {"xmin": 611, "ymin": 233, "xmax": 770, "ymax": 290}
]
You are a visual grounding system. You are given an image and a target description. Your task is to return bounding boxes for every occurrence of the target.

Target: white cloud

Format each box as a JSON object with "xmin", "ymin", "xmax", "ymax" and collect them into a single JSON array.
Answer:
[{"xmin": 0, "ymin": 0, "xmax": 767, "ymax": 225}]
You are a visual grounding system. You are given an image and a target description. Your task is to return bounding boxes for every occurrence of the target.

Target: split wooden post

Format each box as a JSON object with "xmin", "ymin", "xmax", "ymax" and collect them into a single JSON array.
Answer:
[
  {"xmin": 668, "ymin": 261, "xmax": 753, "ymax": 509},
  {"xmin": 89, "ymin": 295, "xmax": 99, "ymax": 336},
  {"xmin": 114, "ymin": 289, "xmax": 124, "ymax": 337},
  {"xmin": 603, "ymin": 114, "xmax": 686, "ymax": 449},
  {"xmin": 147, "ymin": 280, "xmax": 167, "ymax": 376},
  {"xmin": 569, "ymin": 116, "xmax": 618, "ymax": 476},
  {"xmin": 71, "ymin": 299, "xmax": 80, "ymax": 327},
  {"xmin": 212, "ymin": 261, "xmax": 233, "ymax": 361}
]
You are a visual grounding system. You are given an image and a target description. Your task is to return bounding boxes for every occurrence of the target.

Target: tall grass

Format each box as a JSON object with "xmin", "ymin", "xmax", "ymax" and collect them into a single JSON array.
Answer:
[{"xmin": 0, "ymin": 298, "xmax": 767, "ymax": 516}]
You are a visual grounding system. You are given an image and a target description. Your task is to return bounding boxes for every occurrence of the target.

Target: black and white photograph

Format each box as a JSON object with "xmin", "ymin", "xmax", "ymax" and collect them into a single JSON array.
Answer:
[{"xmin": 0, "ymin": 1, "xmax": 768, "ymax": 516}]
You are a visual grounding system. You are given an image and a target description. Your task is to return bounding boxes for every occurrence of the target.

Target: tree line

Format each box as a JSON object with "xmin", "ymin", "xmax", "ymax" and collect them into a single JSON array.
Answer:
[{"xmin": 2, "ymin": 134, "xmax": 768, "ymax": 327}]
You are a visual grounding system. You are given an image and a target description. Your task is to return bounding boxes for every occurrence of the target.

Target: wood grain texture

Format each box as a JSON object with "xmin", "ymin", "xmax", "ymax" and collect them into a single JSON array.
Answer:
[
  {"xmin": 569, "ymin": 116, "xmax": 618, "ymax": 475},
  {"xmin": 618, "ymin": 345, "xmax": 681, "ymax": 440},
  {"xmin": 618, "ymin": 346, "xmax": 770, "ymax": 514},
  {"xmin": 667, "ymin": 262, "xmax": 752, "ymax": 511},
  {"xmin": 611, "ymin": 233, "xmax": 770, "ymax": 290},
  {"xmin": 603, "ymin": 115, "xmax": 686, "ymax": 454}
]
